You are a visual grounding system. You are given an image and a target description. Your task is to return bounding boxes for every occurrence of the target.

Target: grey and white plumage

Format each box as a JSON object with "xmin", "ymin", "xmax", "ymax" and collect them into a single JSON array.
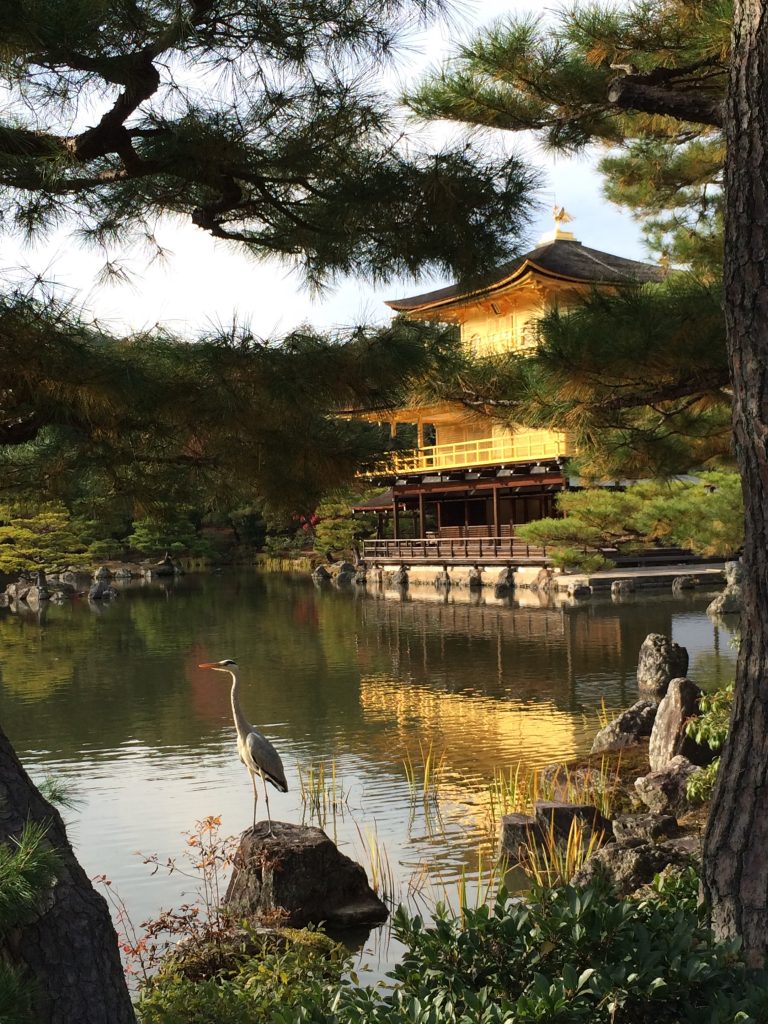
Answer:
[{"xmin": 198, "ymin": 658, "xmax": 287, "ymax": 834}]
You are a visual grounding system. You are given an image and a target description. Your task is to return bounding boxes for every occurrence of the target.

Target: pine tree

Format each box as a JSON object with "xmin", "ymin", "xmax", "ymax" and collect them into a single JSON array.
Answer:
[
  {"xmin": 0, "ymin": 0, "xmax": 534, "ymax": 288},
  {"xmin": 0, "ymin": 284, "xmax": 460, "ymax": 516},
  {"xmin": 408, "ymin": 0, "xmax": 727, "ymax": 274}
]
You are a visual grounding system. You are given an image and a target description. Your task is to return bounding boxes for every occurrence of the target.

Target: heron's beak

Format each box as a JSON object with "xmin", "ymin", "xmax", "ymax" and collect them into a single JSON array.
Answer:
[{"xmin": 198, "ymin": 662, "xmax": 219, "ymax": 670}]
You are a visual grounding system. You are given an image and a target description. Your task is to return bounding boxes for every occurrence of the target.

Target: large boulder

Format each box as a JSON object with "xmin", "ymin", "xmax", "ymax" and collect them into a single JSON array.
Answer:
[
  {"xmin": 496, "ymin": 567, "xmax": 515, "ymax": 592},
  {"xmin": 612, "ymin": 813, "xmax": 678, "ymax": 844},
  {"xmin": 635, "ymin": 756, "xmax": 697, "ymax": 815},
  {"xmin": 707, "ymin": 586, "xmax": 743, "ymax": 616},
  {"xmin": 93, "ymin": 565, "xmax": 113, "ymax": 580},
  {"xmin": 648, "ymin": 678, "xmax": 714, "ymax": 771},
  {"xmin": 22, "ymin": 585, "xmax": 50, "ymax": 608},
  {"xmin": 590, "ymin": 699, "xmax": 657, "ymax": 754},
  {"xmin": 571, "ymin": 837, "xmax": 695, "ymax": 896},
  {"xmin": 636, "ymin": 633, "xmax": 689, "ymax": 698},
  {"xmin": 312, "ymin": 565, "xmax": 331, "ymax": 582},
  {"xmin": 224, "ymin": 822, "xmax": 388, "ymax": 929}
]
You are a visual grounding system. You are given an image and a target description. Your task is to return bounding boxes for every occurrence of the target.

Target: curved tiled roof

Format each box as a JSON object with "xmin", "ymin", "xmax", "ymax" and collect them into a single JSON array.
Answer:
[{"xmin": 387, "ymin": 238, "xmax": 665, "ymax": 313}]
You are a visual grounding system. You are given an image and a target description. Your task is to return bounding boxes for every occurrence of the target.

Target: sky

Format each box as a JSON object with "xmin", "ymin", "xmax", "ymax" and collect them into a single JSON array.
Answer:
[{"xmin": 2, "ymin": 1, "xmax": 647, "ymax": 340}]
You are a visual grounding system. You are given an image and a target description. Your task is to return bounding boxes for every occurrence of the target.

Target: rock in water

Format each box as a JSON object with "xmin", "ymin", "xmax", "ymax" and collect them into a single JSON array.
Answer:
[
  {"xmin": 224, "ymin": 822, "xmax": 388, "ymax": 929},
  {"xmin": 391, "ymin": 566, "xmax": 408, "ymax": 588},
  {"xmin": 648, "ymin": 678, "xmax": 713, "ymax": 771},
  {"xmin": 724, "ymin": 560, "xmax": 743, "ymax": 586},
  {"xmin": 636, "ymin": 633, "xmax": 689, "ymax": 698},
  {"xmin": 468, "ymin": 566, "xmax": 483, "ymax": 589},
  {"xmin": 611, "ymin": 580, "xmax": 634, "ymax": 597},
  {"xmin": 706, "ymin": 586, "xmax": 743, "ymax": 616},
  {"xmin": 533, "ymin": 801, "xmax": 611, "ymax": 844}
]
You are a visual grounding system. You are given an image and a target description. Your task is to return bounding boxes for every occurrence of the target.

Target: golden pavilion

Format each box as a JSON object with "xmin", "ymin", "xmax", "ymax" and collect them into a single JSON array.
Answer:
[{"xmin": 355, "ymin": 211, "xmax": 664, "ymax": 564}]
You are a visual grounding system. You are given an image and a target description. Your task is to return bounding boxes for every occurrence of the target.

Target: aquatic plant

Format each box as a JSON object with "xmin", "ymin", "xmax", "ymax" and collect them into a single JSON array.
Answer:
[
  {"xmin": 354, "ymin": 823, "xmax": 395, "ymax": 906},
  {"xmin": 403, "ymin": 741, "xmax": 446, "ymax": 806},
  {"xmin": 519, "ymin": 815, "xmax": 606, "ymax": 888},
  {"xmin": 297, "ymin": 760, "xmax": 349, "ymax": 831}
]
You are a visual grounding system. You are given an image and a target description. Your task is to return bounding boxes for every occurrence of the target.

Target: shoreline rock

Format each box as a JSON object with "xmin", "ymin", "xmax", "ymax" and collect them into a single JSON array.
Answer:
[
  {"xmin": 648, "ymin": 678, "xmax": 715, "ymax": 771},
  {"xmin": 225, "ymin": 822, "xmax": 388, "ymax": 930},
  {"xmin": 591, "ymin": 700, "xmax": 657, "ymax": 754}
]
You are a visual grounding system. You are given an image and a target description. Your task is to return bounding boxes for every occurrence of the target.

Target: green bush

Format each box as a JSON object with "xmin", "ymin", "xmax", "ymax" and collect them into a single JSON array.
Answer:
[
  {"xmin": 129, "ymin": 513, "xmax": 212, "ymax": 559},
  {"xmin": 312, "ymin": 488, "xmax": 377, "ymax": 558},
  {"xmin": 140, "ymin": 874, "xmax": 768, "ymax": 1024},
  {"xmin": 137, "ymin": 931, "xmax": 349, "ymax": 1024},
  {"xmin": 686, "ymin": 683, "xmax": 734, "ymax": 803}
]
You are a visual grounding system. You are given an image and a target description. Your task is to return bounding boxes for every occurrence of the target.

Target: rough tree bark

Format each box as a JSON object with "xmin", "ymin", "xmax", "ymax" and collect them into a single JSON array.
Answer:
[
  {"xmin": 701, "ymin": 0, "xmax": 768, "ymax": 966},
  {"xmin": 0, "ymin": 727, "xmax": 135, "ymax": 1022}
]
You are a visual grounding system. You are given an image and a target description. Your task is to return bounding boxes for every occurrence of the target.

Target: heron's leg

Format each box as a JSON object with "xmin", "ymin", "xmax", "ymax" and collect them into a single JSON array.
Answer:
[
  {"xmin": 261, "ymin": 771, "xmax": 273, "ymax": 836},
  {"xmin": 251, "ymin": 772, "xmax": 259, "ymax": 831}
]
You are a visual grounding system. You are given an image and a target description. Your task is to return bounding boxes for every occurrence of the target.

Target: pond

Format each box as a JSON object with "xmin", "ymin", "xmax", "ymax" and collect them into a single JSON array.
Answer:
[{"xmin": 0, "ymin": 572, "xmax": 736, "ymax": 980}]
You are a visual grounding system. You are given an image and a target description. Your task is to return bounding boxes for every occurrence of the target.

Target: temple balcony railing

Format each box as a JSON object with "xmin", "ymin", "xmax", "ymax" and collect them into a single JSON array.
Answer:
[
  {"xmin": 371, "ymin": 430, "xmax": 573, "ymax": 476},
  {"xmin": 361, "ymin": 537, "xmax": 714, "ymax": 567}
]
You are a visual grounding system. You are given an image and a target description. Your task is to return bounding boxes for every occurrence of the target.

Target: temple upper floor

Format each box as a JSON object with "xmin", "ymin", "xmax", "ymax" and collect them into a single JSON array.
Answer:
[{"xmin": 386, "ymin": 214, "xmax": 664, "ymax": 361}]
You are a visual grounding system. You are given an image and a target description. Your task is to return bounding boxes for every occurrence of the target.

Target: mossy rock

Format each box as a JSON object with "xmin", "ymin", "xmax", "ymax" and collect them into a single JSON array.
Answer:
[{"xmin": 156, "ymin": 924, "xmax": 341, "ymax": 983}]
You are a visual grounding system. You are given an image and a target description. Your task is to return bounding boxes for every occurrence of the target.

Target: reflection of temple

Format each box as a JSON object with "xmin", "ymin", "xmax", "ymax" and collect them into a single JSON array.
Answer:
[
  {"xmin": 351, "ymin": 593, "xmax": 725, "ymax": 801},
  {"xmin": 354, "ymin": 593, "xmax": 687, "ymax": 712},
  {"xmin": 353, "ymin": 211, "xmax": 663, "ymax": 563}
]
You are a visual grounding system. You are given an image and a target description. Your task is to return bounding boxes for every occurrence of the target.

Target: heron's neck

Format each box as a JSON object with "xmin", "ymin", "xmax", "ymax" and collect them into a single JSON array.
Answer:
[{"xmin": 227, "ymin": 669, "xmax": 249, "ymax": 736}]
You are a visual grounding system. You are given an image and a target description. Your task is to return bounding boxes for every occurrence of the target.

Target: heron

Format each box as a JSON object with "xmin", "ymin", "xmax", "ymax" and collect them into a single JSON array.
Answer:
[{"xmin": 198, "ymin": 658, "xmax": 288, "ymax": 836}]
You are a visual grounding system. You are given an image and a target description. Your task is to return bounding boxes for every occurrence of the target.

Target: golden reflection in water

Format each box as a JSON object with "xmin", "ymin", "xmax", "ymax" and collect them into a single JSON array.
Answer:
[{"xmin": 358, "ymin": 674, "xmax": 601, "ymax": 843}]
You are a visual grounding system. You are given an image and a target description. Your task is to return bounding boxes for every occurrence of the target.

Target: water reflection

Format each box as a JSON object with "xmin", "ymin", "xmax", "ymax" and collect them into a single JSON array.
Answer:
[{"xmin": 0, "ymin": 574, "xmax": 737, "ymax": 976}]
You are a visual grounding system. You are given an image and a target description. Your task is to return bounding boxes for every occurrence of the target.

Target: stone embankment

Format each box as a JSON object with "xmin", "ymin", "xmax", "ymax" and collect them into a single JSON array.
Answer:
[
  {"xmin": 312, "ymin": 558, "xmax": 727, "ymax": 600},
  {"xmin": 0, "ymin": 555, "xmax": 185, "ymax": 612},
  {"xmin": 500, "ymin": 629, "xmax": 722, "ymax": 896}
]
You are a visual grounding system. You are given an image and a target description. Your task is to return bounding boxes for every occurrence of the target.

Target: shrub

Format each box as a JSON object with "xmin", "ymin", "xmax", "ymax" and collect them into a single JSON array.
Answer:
[
  {"xmin": 137, "ymin": 932, "xmax": 349, "ymax": 1024},
  {"xmin": 686, "ymin": 682, "xmax": 734, "ymax": 803},
  {"xmin": 139, "ymin": 873, "xmax": 768, "ymax": 1024}
]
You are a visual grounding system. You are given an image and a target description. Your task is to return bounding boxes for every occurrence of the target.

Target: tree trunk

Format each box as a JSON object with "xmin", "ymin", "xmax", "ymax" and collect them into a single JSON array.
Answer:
[
  {"xmin": 701, "ymin": 0, "xmax": 768, "ymax": 966},
  {"xmin": 0, "ymin": 727, "xmax": 135, "ymax": 1022}
]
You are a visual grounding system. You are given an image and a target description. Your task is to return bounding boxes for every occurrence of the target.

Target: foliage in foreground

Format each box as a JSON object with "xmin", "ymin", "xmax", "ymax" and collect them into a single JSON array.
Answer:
[
  {"xmin": 138, "ymin": 872, "xmax": 768, "ymax": 1024},
  {"xmin": 686, "ymin": 683, "xmax": 734, "ymax": 804},
  {"xmin": 138, "ymin": 931, "xmax": 348, "ymax": 1024},
  {"xmin": 0, "ymin": 822, "xmax": 62, "ymax": 1024},
  {"xmin": 516, "ymin": 473, "xmax": 742, "ymax": 571}
]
